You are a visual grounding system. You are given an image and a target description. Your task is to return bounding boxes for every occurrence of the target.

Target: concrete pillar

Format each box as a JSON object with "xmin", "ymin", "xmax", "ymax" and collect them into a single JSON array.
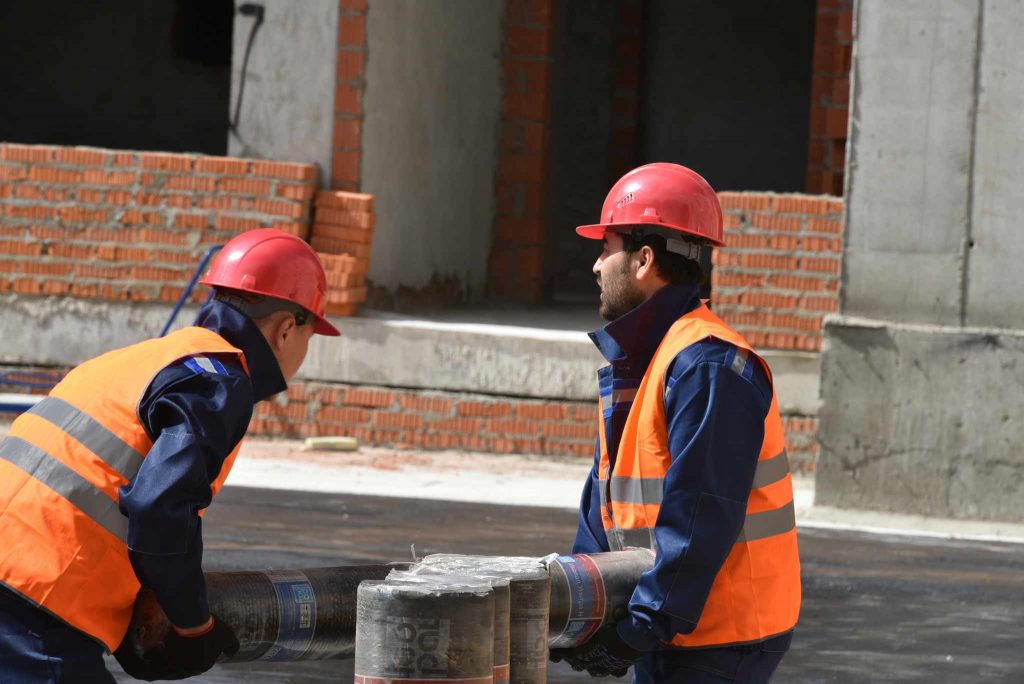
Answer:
[
  {"xmin": 818, "ymin": 0, "xmax": 1024, "ymax": 522},
  {"xmin": 228, "ymin": 0, "xmax": 339, "ymax": 181},
  {"xmin": 360, "ymin": 0, "xmax": 504, "ymax": 297}
]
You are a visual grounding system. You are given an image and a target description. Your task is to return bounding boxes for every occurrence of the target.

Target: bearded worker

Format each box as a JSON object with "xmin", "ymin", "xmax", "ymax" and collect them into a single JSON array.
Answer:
[
  {"xmin": 550, "ymin": 164, "xmax": 801, "ymax": 683},
  {"xmin": 0, "ymin": 229, "xmax": 341, "ymax": 682}
]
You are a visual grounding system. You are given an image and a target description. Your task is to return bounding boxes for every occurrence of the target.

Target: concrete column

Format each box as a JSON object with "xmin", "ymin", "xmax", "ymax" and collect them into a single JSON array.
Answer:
[
  {"xmin": 819, "ymin": 0, "xmax": 1024, "ymax": 522},
  {"xmin": 228, "ymin": 1, "xmax": 339, "ymax": 181},
  {"xmin": 360, "ymin": 0, "xmax": 504, "ymax": 296}
]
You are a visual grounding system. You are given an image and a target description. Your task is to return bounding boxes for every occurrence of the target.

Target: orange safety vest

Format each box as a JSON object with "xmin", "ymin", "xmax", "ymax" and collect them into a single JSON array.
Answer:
[
  {"xmin": 0, "ymin": 327, "xmax": 249, "ymax": 651},
  {"xmin": 597, "ymin": 303, "xmax": 800, "ymax": 648}
]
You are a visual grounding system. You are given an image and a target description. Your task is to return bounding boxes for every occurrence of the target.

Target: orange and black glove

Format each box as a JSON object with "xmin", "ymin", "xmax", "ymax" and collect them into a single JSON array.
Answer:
[{"xmin": 141, "ymin": 615, "xmax": 240, "ymax": 680}]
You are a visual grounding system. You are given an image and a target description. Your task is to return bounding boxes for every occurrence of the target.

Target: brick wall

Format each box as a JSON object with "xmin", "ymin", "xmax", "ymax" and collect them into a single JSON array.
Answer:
[
  {"xmin": 805, "ymin": 0, "xmax": 853, "ymax": 195},
  {"xmin": 488, "ymin": 0, "xmax": 555, "ymax": 302},
  {"xmin": 332, "ymin": 0, "xmax": 368, "ymax": 191},
  {"xmin": 0, "ymin": 143, "xmax": 317, "ymax": 303},
  {"xmin": 712, "ymin": 192, "xmax": 843, "ymax": 352}
]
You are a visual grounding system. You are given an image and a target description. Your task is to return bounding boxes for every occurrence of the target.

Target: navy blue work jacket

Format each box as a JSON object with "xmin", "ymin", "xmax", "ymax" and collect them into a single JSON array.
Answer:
[
  {"xmin": 573, "ymin": 282, "xmax": 773, "ymax": 651},
  {"xmin": 117, "ymin": 301, "xmax": 285, "ymax": 628}
]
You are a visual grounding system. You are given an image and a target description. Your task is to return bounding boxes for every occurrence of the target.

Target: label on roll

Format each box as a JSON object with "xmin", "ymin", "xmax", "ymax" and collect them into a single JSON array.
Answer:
[
  {"xmin": 549, "ymin": 554, "xmax": 605, "ymax": 648},
  {"xmin": 493, "ymin": 663, "xmax": 510, "ymax": 684},
  {"xmin": 260, "ymin": 570, "xmax": 317, "ymax": 661}
]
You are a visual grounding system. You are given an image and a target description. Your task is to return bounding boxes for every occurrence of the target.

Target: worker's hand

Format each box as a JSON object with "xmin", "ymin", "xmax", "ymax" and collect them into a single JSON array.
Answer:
[
  {"xmin": 551, "ymin": 624, "xmax": 643, "ymax": 677},
  {"xmin": 113, "ymin": 639, "xmax": 159, "ymax": 681},
  {"xmin": 142, "ymin": 614, "xmax": 240, "ymax": 679}
]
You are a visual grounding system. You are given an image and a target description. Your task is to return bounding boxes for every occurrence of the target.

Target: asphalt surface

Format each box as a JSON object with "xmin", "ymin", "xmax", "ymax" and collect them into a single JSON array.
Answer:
[{"xmin": 108, "ymin": 485, "xmax": 1024, "ymax": 683}]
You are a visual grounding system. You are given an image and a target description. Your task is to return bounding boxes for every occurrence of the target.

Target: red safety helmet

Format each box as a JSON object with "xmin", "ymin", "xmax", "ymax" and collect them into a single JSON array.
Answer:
[
  {"xmin": 201, "ymin": 228, "xmax": 341, "ymax": 336},
  {"xmin": 576, "ymin": 163, "xmax": 724, "ymax": 246}
]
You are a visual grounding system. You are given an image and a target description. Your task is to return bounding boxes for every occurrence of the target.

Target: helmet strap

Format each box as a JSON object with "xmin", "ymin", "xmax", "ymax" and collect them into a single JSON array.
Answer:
[
  {"xmin": 214, "ymin": 290, "xmax": 311, "ymax": 325},
  {"xmin": 613, "ymin": 227, "xmax": 703, "ymax": 261}
]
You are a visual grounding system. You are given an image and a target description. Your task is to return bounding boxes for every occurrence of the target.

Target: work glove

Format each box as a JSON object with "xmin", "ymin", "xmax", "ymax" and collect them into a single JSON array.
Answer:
[
  {"xmin": 113, "ymin": 639, "xmax": 159, "ymax": 681},
  {"xmin": 140, "ymin": 615, "xmax": 240, "ymax": 679},
  {"xmin": 550, "ymin": 624, "xmax": 644, "ymax": 678}
]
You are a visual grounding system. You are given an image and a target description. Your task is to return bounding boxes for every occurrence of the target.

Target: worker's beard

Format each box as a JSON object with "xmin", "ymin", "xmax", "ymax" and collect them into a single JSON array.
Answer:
[{"xmin": 598, "ymin": 259, "xmax": 645, "ymax": 321}]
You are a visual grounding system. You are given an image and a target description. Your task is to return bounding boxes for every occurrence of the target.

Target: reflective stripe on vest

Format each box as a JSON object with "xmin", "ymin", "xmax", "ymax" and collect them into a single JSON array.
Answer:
[
  {"xmin": 595, "ymin": 303, "xmax": 801, "ymax": 648},
  {"xmin": 0, "ymin": 327, "xmax": 248, "ymax": 652}
]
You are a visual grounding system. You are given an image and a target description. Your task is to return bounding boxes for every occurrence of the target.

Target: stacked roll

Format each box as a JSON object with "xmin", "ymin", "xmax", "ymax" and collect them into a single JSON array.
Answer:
[{"xmin": 309, "ymin": 190, "xmax": 374, "ymax": 316}]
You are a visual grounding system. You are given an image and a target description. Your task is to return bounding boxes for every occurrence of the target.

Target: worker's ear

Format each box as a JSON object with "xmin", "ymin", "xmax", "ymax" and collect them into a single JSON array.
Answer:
[
  {"xmin": 265, "ymin": 311, "xmax": 297, "ymax": 353},
  {"xmin": 634, "ymin": 244, "xmax": 657, "ymax": 281}
]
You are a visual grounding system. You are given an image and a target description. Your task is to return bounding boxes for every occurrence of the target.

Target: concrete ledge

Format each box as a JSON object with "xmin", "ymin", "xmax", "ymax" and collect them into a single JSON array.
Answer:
[
  {"xmin": 817, "ymin": 315, "xmax": 1024, "ymax": 523},
  {"xmin": 0, "ymin": 295, "xmax": 821, "ymax": 406}
]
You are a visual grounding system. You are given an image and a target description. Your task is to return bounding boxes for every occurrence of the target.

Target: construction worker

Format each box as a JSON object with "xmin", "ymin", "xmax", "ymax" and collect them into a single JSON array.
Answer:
[
  {"xmin": 550, "ymin": 164, "xmax": 801, "ymax": 683},
  {"xmin": 0, "ymin": 228, "xmax": 341, "ymax": 682}
]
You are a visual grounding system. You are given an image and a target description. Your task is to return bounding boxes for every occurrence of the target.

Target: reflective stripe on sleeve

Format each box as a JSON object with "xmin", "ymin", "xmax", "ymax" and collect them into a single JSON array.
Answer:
[
  {"xmin": 730, "ymin": 349, "xmax": 749, "ymax": 377},
  {"xmin": 0, "ymin": 436, "xmax": 129, "ymax": 542},
  {"xmin": 25, "ymin": 397, "xmax": 144, "ymax": 481},
  {"xmin": 609, "ymin": 476, "xmax": 664, "ymax": 505},
  {"xmin": 736, "ymin": 500, "xmax": 795, "ymax": 544},
  {"xmin": 616, "ymin": 527, "xmax": 656, "ymax": 550},
  {"xmin": 751, "ymin": 450, "xmax": 791, "ymax": 489}
]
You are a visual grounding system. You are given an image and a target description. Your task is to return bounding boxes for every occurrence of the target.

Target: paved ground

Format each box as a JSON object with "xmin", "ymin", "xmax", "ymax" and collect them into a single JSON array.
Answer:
[{"xmin": 106, "ymin": 483, "xmax": 1024, "ymax": 683}]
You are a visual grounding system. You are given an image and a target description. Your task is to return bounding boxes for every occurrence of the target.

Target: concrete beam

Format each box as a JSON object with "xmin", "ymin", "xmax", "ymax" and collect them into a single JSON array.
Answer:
[{"xmin": 817, "ymin": 315, "xmax": 1024, "ymax": 522}]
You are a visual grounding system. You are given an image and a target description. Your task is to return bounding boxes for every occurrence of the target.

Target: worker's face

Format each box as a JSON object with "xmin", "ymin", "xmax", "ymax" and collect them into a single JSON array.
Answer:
[
  {"xmin": 593, "ymin": 231, "xmax": 645, "ymax": 321},
  {"xmin": 273, "ymin": 314, "xmax": 315, "ymax": 382}
]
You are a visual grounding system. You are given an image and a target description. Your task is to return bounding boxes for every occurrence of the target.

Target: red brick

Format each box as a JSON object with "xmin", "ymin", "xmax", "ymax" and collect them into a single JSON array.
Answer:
[
  {"xmin": 501, "ymin": 88, "xmax": 549, "ymax": 121},
  {"xmin": 343, "ymin": 388, "xmax": 395, "ymax": 408},
  {"xmin": 799, "ymin": 256, "xmax": 841, "ymax": 274},
  {"xmin": 312, "ymin": 223, "xmax": 373, "ymax": 244},
  {"xmin": 317, "ymin": 405, "xmax": 370, "ymax": 424},
  {"xmin": 173, "ymin": 213, "xmax": 209, "ymax": 230},
  {"xmin": 139, "ymin": 152, "xmax": 194, "ymax": 172},
  {"xmin": 338, "ymin": 14, "xmax": 366, "ymax": 47},
  {"xmin": 276, "ymin": 183, "xmax": 316, "ymax": 201},
  {"xmin": 251, "ymin": 160, "xmax": 317, "ymax": 182},
  {"xmin": 111, "ymin": 152, "xmax": 137, "ymax": 167},
  {"xmin": 28, "ymin": 166, "xmax": 84, "ymax": 184},
  {"xmin": 0, "ymin": 165, "xmax": 27, "ymax": 181},
  {"xmin": 316, "ymin": 190, "xmax": 374, "ymax": 211},
  {"xmin": 314, "ymin": 207, "xmax": 374, "ymax": 229},
  {"xmin": 800, "ymin": 295, "xmax": 839, "ymax": 313},
  {"xmin": 165, "ymin": 175, "xmax": 218, "ymax": 192},
  {"xmin": 1, "ymin": 144, "xmax": 57, "ymax": 163},
  {"xmin": 333, "ymin": 118, "xmax": 362, "ymax": 150},
  {"xmin": 336, "ymin": 49, "xmax": 366, "ymax": 83},
  {"xmin": 12, "ymin": 278, "xmax": 42, "ymax": 294},
  {"xmin": 58, "ymin": 207, "xmax": 110, "ymax": 224},
  {"xmin": 825, "ymin": 107, "xmax": 848, "ymax": 139},
  {"xmin": 119, "ymin": 209, "xmax": 165, "ymax": 226},
  {"xmin": 331, "ymin": 151, "xmax": 361, "ymax": 186},
  {"xmin": 0, "ymin": 240, "xmax": 42, "ymax": 256},
  {"xmin": 53, "ymin": 147, "xmax": 110, "ymax": 166},
  {"xmin": 497, "ymin": 152, "xmax": 546, "ymax": 184},
  {"xmin": 541, "ymin": 422, "xmax": 593, "ymax": 439},
  {"xmin": 335, "ymin": 84, "xmax": 362, "ymax": 115},
  {"xmin": 836, "ymin": 9, "xmax": 853, "ymax": 43},
  {"xmin": 457, "ymin": 400, "xmax": 512, "ymax": 418},
  {"xmin": 21, "ymin": 261, "xmax": 71, "ymax": 277},
  {"xmin": 194, "ymin": 156, "xmax": 249, "ymax": 175},
  {"xmin": 505, "ymin": 26, "xmax": 552, "ymax": 56},
  {"xmin": 398, "ymin": 394, "xmax": 454, "ymax": 414},
  {"xmin": 340, "ymin": 0, "xmax": 368, "ymax": 10},
  {"xmin": 82, "ymin": 169, "xmax": 136, "ymax": 186},
  {"xmin": 106, "ymin": 190, "xmax": 133, "ymax": 205},
  {"xmin": 515, "ymin": 402, "xmax": 568, "ymax": 420},
  {"xmin": 219, "ymin": 177, "xmax": 272, "ymax": 196},
  {"xmin": 506, "ymin": 0, "xmax": 553, "ymax": 25},
  {"xmin": 372, "ymin": 412, "xmax": 423, "ymax": 430},
  {"xmin": 767, "ymin": 274, "xmax": 825, "ymax": 291}
]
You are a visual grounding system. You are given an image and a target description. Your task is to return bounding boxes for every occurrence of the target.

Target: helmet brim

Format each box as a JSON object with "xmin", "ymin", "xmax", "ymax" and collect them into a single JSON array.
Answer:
[
  {"xmin": 313, "ymin": 314, "xmax": 342, "ymax": 337},
  {"xmin": 575, "ymin": 221, "xmax": 725, "ymax": 247}
]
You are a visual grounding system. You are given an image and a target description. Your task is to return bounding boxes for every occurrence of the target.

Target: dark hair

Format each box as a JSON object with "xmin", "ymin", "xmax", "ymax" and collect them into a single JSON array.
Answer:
[
  {"xmin": 213, "ymin": 288, "xmax": 312, "ymax": 326},
  {"xmin": 621, "ymin": 232, "xmax": 707, "ymax": 287}
]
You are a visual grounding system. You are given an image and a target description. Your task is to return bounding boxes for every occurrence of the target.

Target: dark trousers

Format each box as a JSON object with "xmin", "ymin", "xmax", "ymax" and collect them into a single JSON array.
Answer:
[
  {"xmin": 633, "ymin": 632, "xmax": 792, "ymax": 684},
  {"xmin": 0, "ymin": 586, "xmax": 115, "ymax": 684}
]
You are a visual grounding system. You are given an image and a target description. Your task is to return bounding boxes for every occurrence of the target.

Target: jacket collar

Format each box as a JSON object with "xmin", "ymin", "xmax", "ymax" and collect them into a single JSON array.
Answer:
[
  {"xmin": 588, "ymin": 282, "xmax": 703, "ymax": 363},
  {"xmin": 193, "ymin": 300, "xmax": 287, "ymax": 402}
]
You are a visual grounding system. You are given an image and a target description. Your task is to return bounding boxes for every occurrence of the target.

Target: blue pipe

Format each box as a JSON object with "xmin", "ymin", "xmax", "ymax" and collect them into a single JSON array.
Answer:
[{"xmin": 160, "ymin": 245, "xmax": 223, "ymax": 337}]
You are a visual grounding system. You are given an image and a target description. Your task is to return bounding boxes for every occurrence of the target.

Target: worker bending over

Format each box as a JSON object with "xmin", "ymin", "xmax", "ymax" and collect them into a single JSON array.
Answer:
[
  {"xmin": 0, "ymin": 229, "xmax": 341, "ymax": 682},
  {"xmin": 551, "ymin": 164, "xmax": 801, "ymax": 683}
]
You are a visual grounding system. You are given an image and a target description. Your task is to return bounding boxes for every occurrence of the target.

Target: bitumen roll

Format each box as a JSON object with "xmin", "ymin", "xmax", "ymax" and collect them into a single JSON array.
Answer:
[
  {"xmin": 354, "ymin": 579, "xmax": 494, "ymax": 684},
  {"xmin": 419, "ymin": 555, "xmax": 550, "ymax": 684},
  {"xmin": 127, "ymin": 564, "xmax": 400, "ymax": 661},
  {"xmin": 546, "ymin": 548, "xmax": 656, "ymax": 648},
  {"xmin": 393, "ymin": 568, "xmax": 512, "ymax": 684}
]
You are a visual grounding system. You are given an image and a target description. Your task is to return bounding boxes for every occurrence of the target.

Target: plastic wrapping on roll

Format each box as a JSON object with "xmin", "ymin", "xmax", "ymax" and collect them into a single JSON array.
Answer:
[
  {"xmin": 418, "ymin": 555, "xmax": 550, "ymax": 684},
  {"xmin": 126, "ymin": 564, "xmax": 400, "ymax": 662},
  {"xmin": 544, "ymin": 549, "xmax": 656, "ymax": 648},
  {"xmin": 397, "ymin": 567, "xmax": 512, "ymax": 684},
  {"xmin": 355, "ymin": 579, "xmax": 494, "ymax": 684}
]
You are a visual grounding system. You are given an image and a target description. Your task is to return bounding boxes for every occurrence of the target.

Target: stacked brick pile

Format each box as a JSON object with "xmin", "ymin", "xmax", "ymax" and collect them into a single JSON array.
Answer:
[
  {"xmin": 309, "ymin": 190, "xmax": 374, "ymax": 316},
  {"xmin": 712, "ymin": 192, "xmax": 844, "ymax": 352},
  {"xmin": 0, "ymin": 143, "xmax": 318, "ymax": 304}
]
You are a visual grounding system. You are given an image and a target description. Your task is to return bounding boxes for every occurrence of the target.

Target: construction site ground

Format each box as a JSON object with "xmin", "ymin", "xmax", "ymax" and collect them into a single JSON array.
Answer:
[{"xmin": 78, "ymin": 436, "xmax": 1020, "ymax": 682}]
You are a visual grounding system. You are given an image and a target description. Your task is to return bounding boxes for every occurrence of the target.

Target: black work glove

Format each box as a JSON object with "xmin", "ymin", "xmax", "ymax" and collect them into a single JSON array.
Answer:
[
  {"xmin": 550, "ymin": 624, "xmax": 644, "ymax": 678},
  {"xmin": 113, "ymin": 639, "xmax": 159, "ymax": 681},
  {"xmin": 142, "ymin": 615, "xmax": 240, "ymax": 679}
]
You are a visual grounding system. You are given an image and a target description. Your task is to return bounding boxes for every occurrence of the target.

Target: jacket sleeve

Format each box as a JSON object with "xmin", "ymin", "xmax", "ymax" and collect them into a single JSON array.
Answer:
[
  {"xmin": 571, "ymin": 441, "xmax": 611, "ymax": 554},
  {"xmin": 117, "ymin": 354, "xmax": 253, "ymax": 629},
  {"xmin": 615, "ymin": 340, "xmax": 772, "ymax": 650}
]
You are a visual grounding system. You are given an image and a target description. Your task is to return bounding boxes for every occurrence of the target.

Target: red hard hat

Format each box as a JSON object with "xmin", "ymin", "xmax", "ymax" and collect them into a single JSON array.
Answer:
[
  {"xmin": 576, "ymin": 163, "xmax": 724, "ymax": 246},
  {"xmin": 200, "ymin": 228, "xmax": 341, "ymax": 336}
]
